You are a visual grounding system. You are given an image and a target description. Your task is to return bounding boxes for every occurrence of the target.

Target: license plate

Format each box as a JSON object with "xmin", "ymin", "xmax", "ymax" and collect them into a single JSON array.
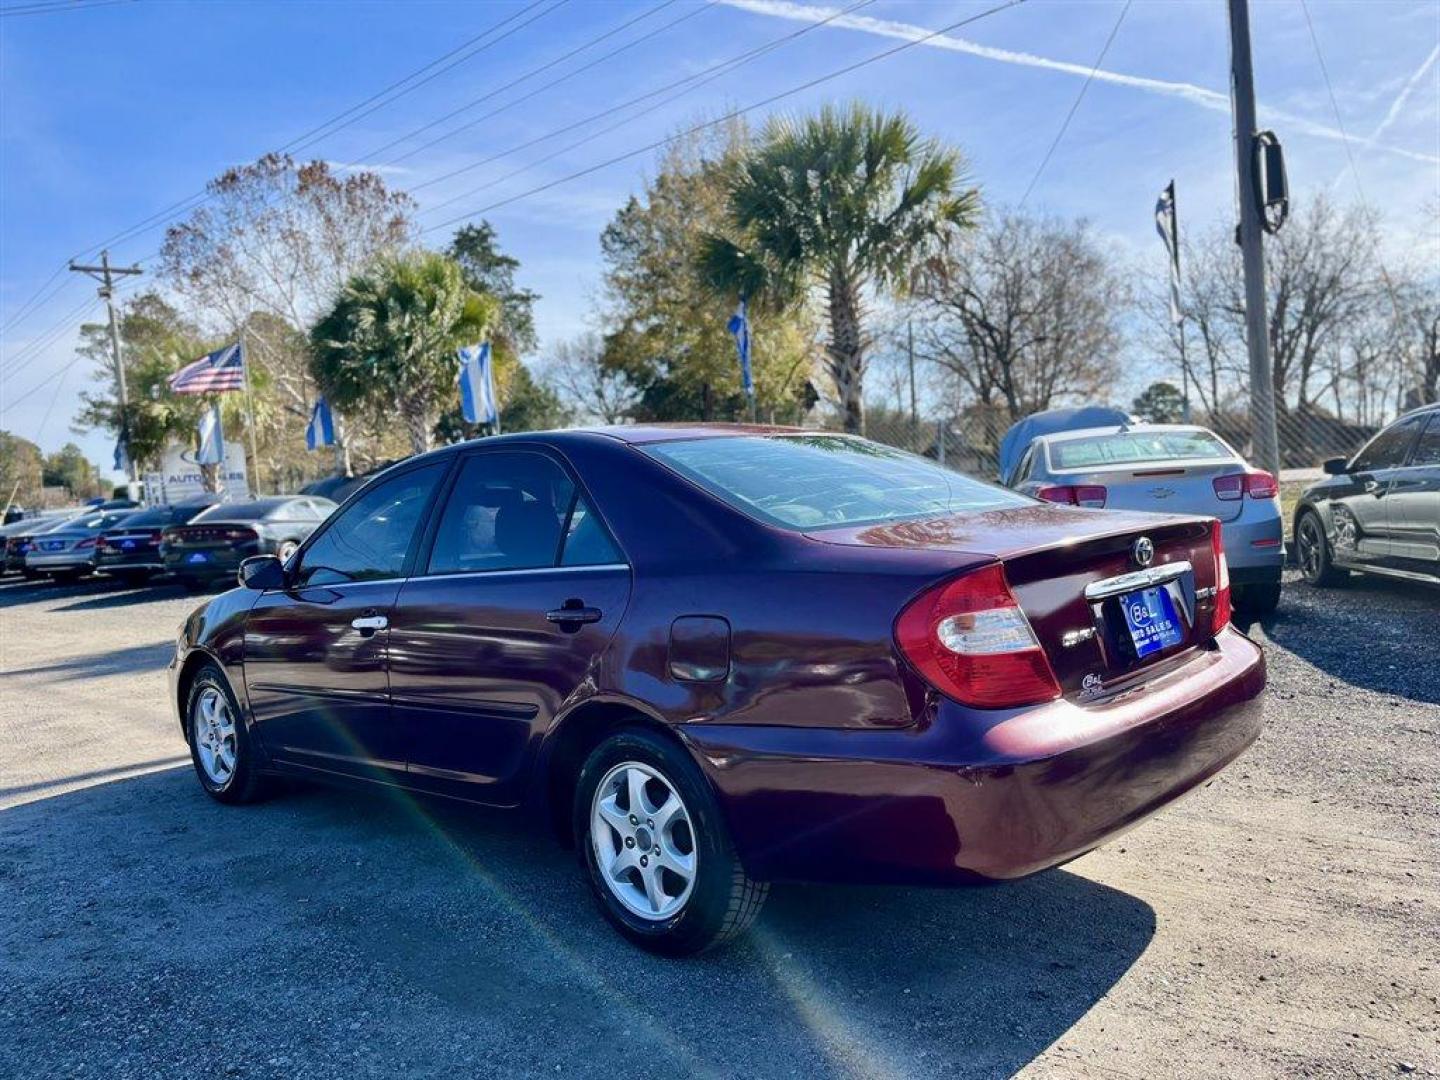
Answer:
[
  {"xmin": 1120, "ymin": 586, "xmax": 1184, "ymax": 658},
  {"xmin": 120, "ymin": 539, "xmax": 136, "ymax": 550},
  {"xmin": 41, "ymin": 540, "xmax": 65, "ymax": 551},
  {"xmin": 187, "ymin": 552, "xmax": 210, "ymax": 564}
]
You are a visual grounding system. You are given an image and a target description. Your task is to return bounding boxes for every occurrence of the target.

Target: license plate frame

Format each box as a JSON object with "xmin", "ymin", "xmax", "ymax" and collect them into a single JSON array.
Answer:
[
  {"xmin": 1119, "ymin": 585, "xmax": 1184, "ymax": 658},
  {"xmin": 186, "ymin": 552, "xmax": 210, "ymax": 564}
]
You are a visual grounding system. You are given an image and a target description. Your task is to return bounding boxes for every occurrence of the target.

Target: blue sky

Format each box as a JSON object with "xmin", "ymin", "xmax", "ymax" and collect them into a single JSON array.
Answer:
[{"xmin": 2, "ymin": 0, "xmax": 1437, "ymax": 479}]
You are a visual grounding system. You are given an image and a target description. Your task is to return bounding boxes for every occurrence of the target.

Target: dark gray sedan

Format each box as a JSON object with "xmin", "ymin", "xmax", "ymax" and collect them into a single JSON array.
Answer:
[
  {"xmin": 1295, "ymin": 402, "xmax": 1440, "ymax": 588},
  {"xmin": 161, "ymin": 496, "xmax": 336, "ymax": 590}
]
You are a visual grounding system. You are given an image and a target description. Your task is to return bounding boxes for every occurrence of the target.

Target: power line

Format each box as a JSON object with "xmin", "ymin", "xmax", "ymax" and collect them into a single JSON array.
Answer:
[
  {"xmin": 368, "ymin": 0, "xmax": 703, "ymax": 166},
  {"xmin": 0, "ymin": 0, "xmax": 137, "ymax": 17},
  {"xmin": 424, "ymin": 0, "xmax": 1028, "ymax": 233},
  {"xmin": 1017, "ymin": 0, "xmax": 1130, "ymax": 207},
  {"xmin": 1298, "ymin": 0, "xmax": 1409, "ymax": 322},
  {"xmin": 58, "ymin": 0, "xmax": 565, "ymax": 262},
  {"xmin": 1, "ymin": 263, "xmax": 72, "ymax": 334},
  {"xmin": 411, "ymin": 0, "xmax": 881, "ymax": 211}
]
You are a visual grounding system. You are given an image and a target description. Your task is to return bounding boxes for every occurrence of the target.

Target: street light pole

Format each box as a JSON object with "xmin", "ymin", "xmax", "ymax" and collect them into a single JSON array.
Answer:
[
  {"xmin": 1228, "ymin": 0, "xmax": 1281, "ymax": 476},
  {"xmin": 69, "ymin": 250, "xmax": 143, "ymax": 485}
]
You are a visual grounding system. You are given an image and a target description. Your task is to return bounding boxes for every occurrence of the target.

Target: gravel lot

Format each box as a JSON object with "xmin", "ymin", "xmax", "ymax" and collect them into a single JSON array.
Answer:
[{"xmin": 1, "ymin": 569, "xmax": 1436, "ymax": 1079}]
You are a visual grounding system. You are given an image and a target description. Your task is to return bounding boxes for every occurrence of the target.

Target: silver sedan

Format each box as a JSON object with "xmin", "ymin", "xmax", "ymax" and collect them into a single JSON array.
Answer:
[{"xmin": 1006, "ymin": 423, "xmax": 1284, "ymax": 614}]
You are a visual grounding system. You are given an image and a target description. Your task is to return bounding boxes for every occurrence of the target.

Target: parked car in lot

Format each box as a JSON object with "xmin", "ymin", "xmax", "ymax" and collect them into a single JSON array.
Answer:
[
  {"xmin": 170, "ymin": 426, "xmax": 1265, "ymax": 955},
  {"xmin": 2, "ymin": 512, "xmax": 84, "ymax": 575},
  {"xmin": 23, "ymin": 509, "xmax": 140, "ymax": 581},
  {"xmin": 1295, "ymin": 402, "xmax": 1440, "ymax": 588},
  {"xmin": 95, "ymin": 497, "xmax": 221, "ymax": 584},
  {"xmin": 161, "ymin": 496, "xmax": 336, "ymax": 590},
  {"xmin": 1004, "ymin": 423, "xmax": 1284, "ymax": 615}
]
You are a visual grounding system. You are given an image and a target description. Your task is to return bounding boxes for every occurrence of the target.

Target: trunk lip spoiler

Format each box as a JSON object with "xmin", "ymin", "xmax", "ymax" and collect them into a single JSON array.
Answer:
[{"xmin": 1084, "ymin": 560, "xmax": 1194, "ymax": 601}]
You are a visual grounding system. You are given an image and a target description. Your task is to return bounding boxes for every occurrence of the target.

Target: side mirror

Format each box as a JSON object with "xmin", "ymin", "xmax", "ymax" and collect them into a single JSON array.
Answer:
[
  {"xmin": 1322, "ymin": 457, "xmax": 1349, "ymax": 476},
  {"xmin": 238, "ymin": 554, "xmax": 287, "ymax": 591}
]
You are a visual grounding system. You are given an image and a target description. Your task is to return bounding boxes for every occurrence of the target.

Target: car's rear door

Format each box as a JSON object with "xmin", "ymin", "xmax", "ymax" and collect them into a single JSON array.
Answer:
[
  {"xmin": 388, "ymin": 448, "xmax": 631, "ymax": 806},
  {"xmin": 243, "ymin": 460, "xmax": 450, "ymax": 781},
  {"xmin": 1388, "ymin": 413, "xmax": 1440, "ymax": 573}
]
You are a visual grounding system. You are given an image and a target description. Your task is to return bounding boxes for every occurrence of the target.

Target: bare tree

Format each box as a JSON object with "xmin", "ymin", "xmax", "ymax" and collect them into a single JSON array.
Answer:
[
  {"xmin": 541, "ymin": 333, "xmax": 640, "ymax": 425},
  {"xmin": 912, "ymin": 212, "xmax": 1125, "ymax": 423},
  {"xmin": 159, "ymin": 154, "xmax": 415, "ymax": 473}
]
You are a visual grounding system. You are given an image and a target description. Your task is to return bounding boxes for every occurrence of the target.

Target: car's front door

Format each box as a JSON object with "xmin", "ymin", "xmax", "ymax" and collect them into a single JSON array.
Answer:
[
  {"xmin": 244, "ymin": 461, "xmax": 450, "ymax": 781},
  {"xmin": 1388, "ymin": 413, "xmax": 1440, "ymax": 574},
  {"xmin": 1330, "ymin": 416, "xmax": 1425, "ymax": 567},
  {"xmin": 387, "ymin": 449, "xmax": 631, "ymax": 806}
]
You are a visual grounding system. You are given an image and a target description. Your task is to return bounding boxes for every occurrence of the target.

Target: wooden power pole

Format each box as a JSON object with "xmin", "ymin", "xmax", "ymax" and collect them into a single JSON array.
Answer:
[{"xmin": 69, "ymin": 251, "xmax": 143, "ymax": 484}]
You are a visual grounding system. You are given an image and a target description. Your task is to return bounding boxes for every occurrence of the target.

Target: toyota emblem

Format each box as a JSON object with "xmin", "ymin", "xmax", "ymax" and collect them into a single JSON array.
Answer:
[{"xmin": 1132, "ymin": 536, "xmax": 1155, "ymax": 568}]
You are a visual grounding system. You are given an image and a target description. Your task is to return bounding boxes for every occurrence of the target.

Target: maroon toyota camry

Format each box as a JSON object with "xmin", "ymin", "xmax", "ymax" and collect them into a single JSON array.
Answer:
[{"xmin": 169, "ymin": 426, "xmax": 1264, "ymax": 954}]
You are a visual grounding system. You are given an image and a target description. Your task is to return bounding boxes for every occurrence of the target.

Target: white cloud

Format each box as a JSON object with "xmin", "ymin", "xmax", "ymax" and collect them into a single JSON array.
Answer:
[{"xmin": 715, "ymin": 0, "xmax": 1440, "ymax": 166}]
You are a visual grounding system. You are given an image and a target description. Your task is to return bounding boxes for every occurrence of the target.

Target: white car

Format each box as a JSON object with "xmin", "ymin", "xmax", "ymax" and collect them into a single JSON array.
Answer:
[{"xmin": 1006, "ymin": 423, "xmax": 1285, "ymax": 615}]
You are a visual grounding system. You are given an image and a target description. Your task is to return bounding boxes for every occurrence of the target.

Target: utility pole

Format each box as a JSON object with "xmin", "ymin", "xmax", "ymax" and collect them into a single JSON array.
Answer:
[
  {"xmin": 1228, "ymin": 0, "xmax": 1281, "ymax": 476},
  {"xmin": 69, "ymin": 250, "xmax": 143, "ymax": 484}
]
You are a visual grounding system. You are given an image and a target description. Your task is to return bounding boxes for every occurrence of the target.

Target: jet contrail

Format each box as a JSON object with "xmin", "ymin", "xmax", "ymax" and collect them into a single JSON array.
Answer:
[{"xmin": 716, "ymin": 0, "xmax": 1440, "ymax": 166}]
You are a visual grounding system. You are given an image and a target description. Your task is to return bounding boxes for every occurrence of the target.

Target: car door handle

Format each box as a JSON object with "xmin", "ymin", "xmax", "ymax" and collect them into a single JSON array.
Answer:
[
  {"xmin": 351, "ymin": 614, "xmax": 388, "ymax": 633},
  {"xmin": 545, "ymin": 604, "xmax": 603, "ymax": 626}
]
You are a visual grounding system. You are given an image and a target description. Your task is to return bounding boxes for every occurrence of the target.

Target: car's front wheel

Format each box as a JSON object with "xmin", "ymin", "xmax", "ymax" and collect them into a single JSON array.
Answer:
[
  {"xmin": 186, "ymin": 664, "xmax": 271, "ymax": 804},
  {"xmin": 1296, "ymin": 511, "xmax": 1348, "ymax": 587},
  {"xmin": 574, "ymin": 727, "xmax": 767, "ymax": 956}
]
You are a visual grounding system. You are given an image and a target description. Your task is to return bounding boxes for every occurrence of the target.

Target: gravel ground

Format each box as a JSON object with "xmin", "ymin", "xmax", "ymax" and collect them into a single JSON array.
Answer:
[{"xmin": 0, "ymin": 569, "xmax": 1436, "ymax": 1079}]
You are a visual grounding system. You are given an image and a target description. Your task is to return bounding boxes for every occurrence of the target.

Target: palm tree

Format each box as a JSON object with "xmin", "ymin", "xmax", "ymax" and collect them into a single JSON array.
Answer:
[
  {"xmin": 310, "ymin": 251, "xmax": 495, "ymax": 455},
  {"xmin": 700, "ymin": 103, "xmax": 977, "ymax": 433}
]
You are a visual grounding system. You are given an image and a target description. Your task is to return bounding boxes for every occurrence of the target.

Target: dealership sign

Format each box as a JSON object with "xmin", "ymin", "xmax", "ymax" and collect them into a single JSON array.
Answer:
[{"xmin": 143, "ymin": 444, "xmax": 249, "ymax": 506}]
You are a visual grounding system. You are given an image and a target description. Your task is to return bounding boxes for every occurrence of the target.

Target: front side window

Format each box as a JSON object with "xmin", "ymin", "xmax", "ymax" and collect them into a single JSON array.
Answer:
[
  {"xmin": 297, "ymin": 462, "xmax": 447, "ymax": 585},
  {"xmin": 1411, "ymin": 415, "xmax": 1440, "ymax": 467},
  {"xmin": 643, "ymin": 434, "xmax": 1026, "ymax": 531},
  {"xmin": 1049, "ymin": 430, "xmax": 1231, "ymax": 471},
  {"xmin": 426, "ymin": 452, "xmax": 622, "ymax": 574},
  {"xmin": 1352, "ymin": 416, "xmax": 1424, "ymax": 472}
]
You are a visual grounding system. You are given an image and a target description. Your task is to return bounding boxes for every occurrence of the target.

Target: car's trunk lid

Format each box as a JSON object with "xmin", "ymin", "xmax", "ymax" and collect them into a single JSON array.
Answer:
[
  {"xmin": 1058, "ymin": 458, "xmax": 1248, "ymax": 522},
  {"xmin": 809, "ymin": 504, "xmax": 1223, "ymax": 697}
]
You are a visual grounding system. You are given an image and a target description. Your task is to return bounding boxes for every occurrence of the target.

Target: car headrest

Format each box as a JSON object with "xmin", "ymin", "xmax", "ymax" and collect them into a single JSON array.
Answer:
[{"xmin": 493, "ymin": 499, "xmax": 560, "ymax": 561}]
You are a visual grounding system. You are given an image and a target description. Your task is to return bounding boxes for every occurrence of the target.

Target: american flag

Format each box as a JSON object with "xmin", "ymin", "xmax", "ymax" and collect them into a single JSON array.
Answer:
[{"xmin": 169, "ymin": 342, "xmax": 246, "ymax": 395}]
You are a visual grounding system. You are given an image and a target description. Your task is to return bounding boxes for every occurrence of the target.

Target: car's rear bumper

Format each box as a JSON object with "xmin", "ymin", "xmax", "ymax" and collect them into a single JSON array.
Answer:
[
  {"xmin": 25, "ymin": 552, "xmax": 96, "ymax": 572},
  {"xmin": 682, "ymin": 626, "xmax": 1265, "ymax": 885},
  {"xmin": 162, "ymin": 548, "xmax": 249, "ymax": 579},
  {"xmin": 97, "ymin": 552, "xmax": 163, "ymax": 572},
  {"xmin": 1222, "ymin": 514, "xmax": 1284, "ymax": 574}
]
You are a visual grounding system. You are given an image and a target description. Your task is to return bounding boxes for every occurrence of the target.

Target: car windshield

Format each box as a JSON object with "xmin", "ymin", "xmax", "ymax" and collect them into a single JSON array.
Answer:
[
  {"xmin": 643, "ymin": 434, "xmax": 1027, "ymax": 531},
  {"xmin": 1050, "ymin": 430, "xmax": 1232, "ymax": 470}
]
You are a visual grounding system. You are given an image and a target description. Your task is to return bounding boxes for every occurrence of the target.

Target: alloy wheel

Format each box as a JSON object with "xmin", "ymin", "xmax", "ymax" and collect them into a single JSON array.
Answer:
[
  {"xmin": 193, "ymin": 686, "xmax": 238, "ymax": 786},
  {"xmin": 590, "ymin": 761, "xmax": 697, "ymax": 921},
  {"xmin": 1298, "ymin": 517, "xmax": 1322, "ymax": 582}
]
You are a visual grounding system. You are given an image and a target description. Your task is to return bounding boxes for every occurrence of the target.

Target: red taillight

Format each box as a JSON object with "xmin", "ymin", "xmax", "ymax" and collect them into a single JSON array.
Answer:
[
  {"xmin": 1210, "ymin": 520, "xmax": 1231, "ymax": 635},
  {"xmin": 75, "ymin": 537, "xmax": 98, "ymax": 550},
  {"xmin": 1243, "ymin": 470, "xmax": 1278, "ymax": 499},
  {"xmin": 1214, "ymin": 471, "xmax": 1278, "ymax": 501},
  {"xmin": 224, "ymin": 527, "xmax": 258, "ymax": 542},
  {"xmin": 1036, "ymin": 484, "xmax": 1107, "ymax": 509},
  {"xmin": 895, "ymin": 563, "xmax": 1061, "ymax": 709}
]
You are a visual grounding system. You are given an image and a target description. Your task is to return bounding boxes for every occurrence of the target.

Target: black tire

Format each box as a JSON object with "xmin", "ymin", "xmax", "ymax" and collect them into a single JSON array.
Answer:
[
  {"xmin": 1235, "ymin": 582, "xmax": 1282, "ymax": 616},
  {"xmin": 179, "ymin": 575, "xmax": 206, "ymax": 593},
  {"xmin": 573, "ymin": 726, "xmax": 767, "ymax": 956},
  {"xmin": 20, "ymin": 567, "xmax": 40, "ymax": 581},
  {"xmin": 185, "ymin": 663, "xmax": 272, "ymax": 805},
  {"xmin": 1296, "ymin": 511, "xmax": 1348, "ymax": 587},
  {"xmin": 112, "ymin": 569, "xmax": 153, "ymax": 587}
]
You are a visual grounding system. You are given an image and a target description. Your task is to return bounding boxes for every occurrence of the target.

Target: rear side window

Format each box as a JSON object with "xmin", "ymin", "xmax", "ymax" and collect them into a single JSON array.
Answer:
[
  {"xmin": 297, "ymin": 463, "xmax": 447, "ymax": 585},
  {"xmin": 1049, "ymin": 430, "xmax": 1231, "ymax": 470},
  {"xmin": 426, "ymin": 452, "xmax": 621, "ymax": 574}
]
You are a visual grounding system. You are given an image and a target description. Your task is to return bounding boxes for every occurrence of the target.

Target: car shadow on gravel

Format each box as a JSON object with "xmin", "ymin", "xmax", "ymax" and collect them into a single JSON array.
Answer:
[
  {"xmin": 1, "ymin": 769, "xmax": 1156, "ymax": 1079},
  {"xmin": 1244, "ymin": 572, "xmax": 1440, "ymax": 704}
]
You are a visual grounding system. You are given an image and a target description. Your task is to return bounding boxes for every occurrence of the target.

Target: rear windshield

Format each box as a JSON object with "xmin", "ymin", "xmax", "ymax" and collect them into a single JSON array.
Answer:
[
  {"xmin": 116, "ymin": 508, "xmax": 173, "ymax": 527},
  {"xmin": 191, "ymin": 501, "xmax": 283, "ymax": 522},
  {"xmin": 1050, "ymin": 430, "xmax": 1231, "ymax": 470},
  {"xmin": 643, "ymin": 434, "xmax": 1026, "ymax": 531}
]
